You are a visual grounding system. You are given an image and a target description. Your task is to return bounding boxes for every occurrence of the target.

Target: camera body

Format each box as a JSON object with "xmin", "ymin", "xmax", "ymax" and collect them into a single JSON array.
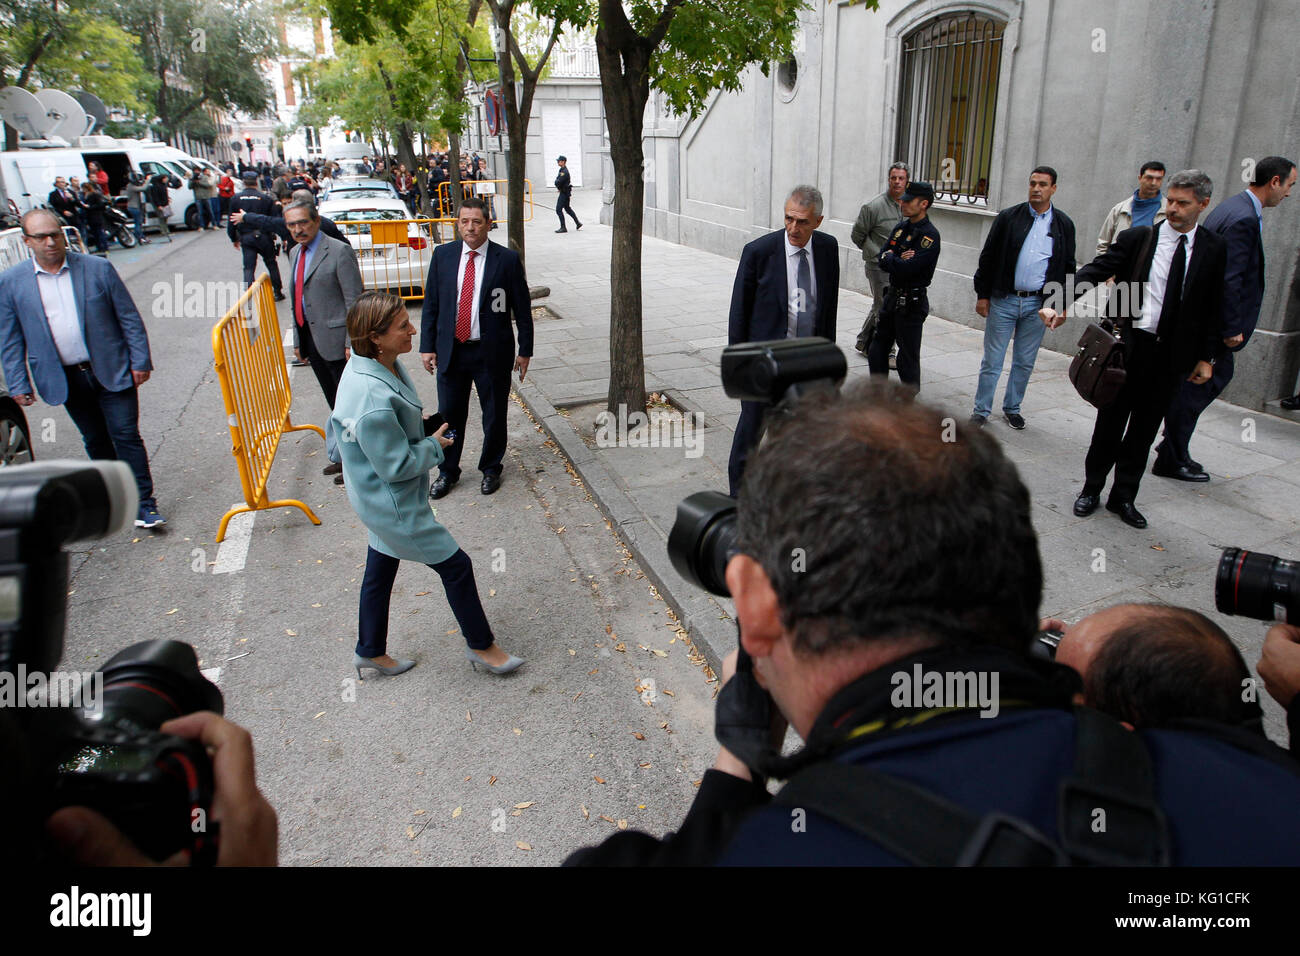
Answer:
[{"xmin": 0, "ymin": 461, "xmax": 223, "ymax": 863}]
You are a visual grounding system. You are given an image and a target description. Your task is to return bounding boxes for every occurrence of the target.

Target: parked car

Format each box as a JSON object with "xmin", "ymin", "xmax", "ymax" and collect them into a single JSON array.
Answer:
[
  {"xmin": 322, "ymin": 178, "xmax": 400, "ymax": 203},
  {"xmin": 0, "ymin": 387, "xmax": 33, "ymax": 467},
  {"xmin": 319, "ymin": 195, "xmax": 429, "ymax": 297}
]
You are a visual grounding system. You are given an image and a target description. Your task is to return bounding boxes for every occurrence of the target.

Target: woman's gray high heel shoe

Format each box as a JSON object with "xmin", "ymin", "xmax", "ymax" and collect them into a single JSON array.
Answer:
[
  {"xmin": 465, "ymin": 646, "xmax": 525, "ymax": 675},
  {"xmin": 354, "ymin": 653, "xmax": 416, "ymax": 679}
]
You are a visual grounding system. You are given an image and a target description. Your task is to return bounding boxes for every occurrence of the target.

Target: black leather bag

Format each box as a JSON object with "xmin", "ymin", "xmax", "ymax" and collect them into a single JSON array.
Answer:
[{"xmin": 1069, "ymin": 320, "xmax": 1126, "ymax": 409}]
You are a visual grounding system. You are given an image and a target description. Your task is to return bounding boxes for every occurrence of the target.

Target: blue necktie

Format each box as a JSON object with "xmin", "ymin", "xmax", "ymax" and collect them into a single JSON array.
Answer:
[{"xmin": 796, "ymin": 248, "xmax": 814, "ymax": 337}]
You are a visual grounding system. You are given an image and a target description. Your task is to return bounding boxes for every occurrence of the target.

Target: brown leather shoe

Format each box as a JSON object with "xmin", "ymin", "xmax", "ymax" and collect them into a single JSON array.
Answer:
[{"xmin": 323, "ymin": 461, "xmax": 342, "ymax": 476}]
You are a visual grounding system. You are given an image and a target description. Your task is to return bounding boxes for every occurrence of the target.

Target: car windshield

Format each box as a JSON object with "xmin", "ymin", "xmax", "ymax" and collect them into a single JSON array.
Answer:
[
  {"xmin": 329, "ymin": 208, "xmax": 408, "ymax": 222},
  {"xmin": 329, "ymin": 189, "xmax": 392, "ymax": 199}
]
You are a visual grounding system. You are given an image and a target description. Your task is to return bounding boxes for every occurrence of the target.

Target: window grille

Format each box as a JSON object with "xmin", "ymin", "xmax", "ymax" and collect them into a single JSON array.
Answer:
[{"xmin": 896, "ymin": 13, "xmax": 1005, "ymax": 205}]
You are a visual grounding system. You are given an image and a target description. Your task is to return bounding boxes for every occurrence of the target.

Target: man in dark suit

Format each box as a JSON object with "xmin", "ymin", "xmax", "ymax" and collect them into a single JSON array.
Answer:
[
  {"xmin": 727, "ymin": 185, "xmax": 839, "ymax": 496},
  {"xmin": 0, "ymin": 210, "xmax": 163, "ymax": 528},
  {"xmin": 419, "ymin": 197, "xmax": 532, "ymax": 497},
  {"xmin": 229, "ymin": 170, "xmax": 286, "ymax": 301},
  {"xmin": 1156, "ymin": 155, "xmax": 1296, "ymax": 472},
  {"xmin": 1040, "ymin": 170, "xmax": 1224, "ymax": 530},
  {"xmin": 47, "ymin": 177, "xmax": 81, "ymax": 224}
]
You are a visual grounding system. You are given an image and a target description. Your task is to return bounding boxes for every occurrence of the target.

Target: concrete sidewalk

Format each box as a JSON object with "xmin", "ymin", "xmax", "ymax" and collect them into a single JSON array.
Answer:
[{"xmin": 511, "ymin": 187, "xmax": 1300, "ymax": 743}]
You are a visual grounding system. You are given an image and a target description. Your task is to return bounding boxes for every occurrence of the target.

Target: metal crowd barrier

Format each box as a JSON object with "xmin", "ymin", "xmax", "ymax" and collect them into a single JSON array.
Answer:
[
  {"xmin": 333, "ymin": 217, "xmax": 437, "ymax": 303},
  {"xmin": 212, "ymin": 274, "xmax": 324, "ymax": 541},
  {"xmin": 0, "ymin": 224, "xmax": 84, "ymax": 271},
  {"xmin": 431, "ymin": 178, "xmax": 533, "ymax": 228}
]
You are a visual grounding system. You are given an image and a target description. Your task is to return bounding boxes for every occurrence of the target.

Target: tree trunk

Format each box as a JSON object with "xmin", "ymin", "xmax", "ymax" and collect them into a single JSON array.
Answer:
[{"xmin": 596, "ymin": 23, "xmax": 652, "ymax": 415}]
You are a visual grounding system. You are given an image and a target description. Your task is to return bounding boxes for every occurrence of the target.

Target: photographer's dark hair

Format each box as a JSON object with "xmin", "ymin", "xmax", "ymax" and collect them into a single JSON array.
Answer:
[
  {"xmin": 1139, "ymin": 160, "xmax": 1165, "ymax": 176},
  {"xmin": 736, "ymin": 381, "xmax": 1042, "ymax": 655},
  {"xmin": 1084, "ymin": 605, "xmax": 1264, "ymax": 731}
]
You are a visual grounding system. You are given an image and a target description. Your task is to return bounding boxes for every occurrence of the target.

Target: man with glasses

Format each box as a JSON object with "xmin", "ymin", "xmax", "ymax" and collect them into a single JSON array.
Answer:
[{"xmin": 0, "ymin": 210, "xmax": 164, "ymax": 528}]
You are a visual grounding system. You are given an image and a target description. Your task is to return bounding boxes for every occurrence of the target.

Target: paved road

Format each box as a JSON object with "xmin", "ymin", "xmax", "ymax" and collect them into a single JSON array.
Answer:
[{"xmin": 41, "ymin": 229, "xmax": 719, "ymax": 865}]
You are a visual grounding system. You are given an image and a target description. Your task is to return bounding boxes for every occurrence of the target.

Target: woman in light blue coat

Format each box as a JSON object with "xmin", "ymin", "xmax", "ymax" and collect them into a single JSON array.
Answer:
[{"xmin": 332, "ymin": 291, "xmax": 524, "ymax": 677}]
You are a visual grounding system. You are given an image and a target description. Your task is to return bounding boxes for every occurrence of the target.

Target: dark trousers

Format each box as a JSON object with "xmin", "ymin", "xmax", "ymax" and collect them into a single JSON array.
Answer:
[
  {"xmin": 1156, "ymin": 350, "xmax": 1234, "ymax": 468},
  {"xmin": 86, "ymin": 217, "xmax": 110, "ymax": 254},
  {"xmin": 61, "ymin": 364, "xmax": 155, "ymax": 507},
  {"xmin": 436, "ymin": 341, "xmax": 510, "ymax": 481},
  {"xmin": 357, "ymin": 546, "xmax": 494, "ymax": 656},
  {"xmin": 556, "ymin": 192, "xmax": 580, "ymax": 229},
  {"xmin": 867, "ymin": 292, "xmax": 927, "ymax": 388},
  {"xmin": 297, "ymin": 316, "xmax": 346, "ymax": 408},
  {"xmin": 241, "ymin": 239, "xmax": 283, "ymax": 294},
  {"xmin": 1083, "ymin": 330, "xmax": 1181, "ymax": 504},
  {"xmin": 197, "ymin": 197, "xmax": 215, "ymax": 228},
  {"xmin": 728, "ymin": 401, "xmax": 766, "ymax": 497}
]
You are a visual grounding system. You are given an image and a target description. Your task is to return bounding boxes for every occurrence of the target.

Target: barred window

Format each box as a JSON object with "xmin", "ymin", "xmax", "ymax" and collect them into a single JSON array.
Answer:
[{"xmin": 896, "ymin": 13, "xmax": 1005, "ymax": 205}]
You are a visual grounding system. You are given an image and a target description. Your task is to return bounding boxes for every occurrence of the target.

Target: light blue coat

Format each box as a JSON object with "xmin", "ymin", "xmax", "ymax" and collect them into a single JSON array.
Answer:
[{"xmin": 331, "ymin": 355, "xmax": 458, "ymax": 565}]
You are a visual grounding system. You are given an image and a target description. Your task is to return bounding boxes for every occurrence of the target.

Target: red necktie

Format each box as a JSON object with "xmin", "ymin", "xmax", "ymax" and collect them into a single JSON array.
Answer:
[
  {"xmin": 294, "ymin": 248, "xmax": 307, "ymax": 327},
  {"xmin": 455, "ymin": 250, "xmax": 477, "ymax": 342}
]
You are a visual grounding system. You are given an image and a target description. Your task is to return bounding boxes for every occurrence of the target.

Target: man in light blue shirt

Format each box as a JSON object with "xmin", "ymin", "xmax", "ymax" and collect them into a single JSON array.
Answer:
[{"xmin": 971, "ymin": 167, "xmax": 1077, "ymax": 429}]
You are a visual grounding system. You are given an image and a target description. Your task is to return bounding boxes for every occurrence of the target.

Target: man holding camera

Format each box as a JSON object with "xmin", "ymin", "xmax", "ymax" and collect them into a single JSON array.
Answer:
[{"xmin": 565, "ymin": 379, "xmax": 1300, "ymax": 865}]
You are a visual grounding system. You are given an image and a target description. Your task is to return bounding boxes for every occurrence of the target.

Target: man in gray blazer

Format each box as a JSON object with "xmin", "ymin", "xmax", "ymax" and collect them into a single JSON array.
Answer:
[
  {"xmin": 284, "ymin": 198, "xmax": 364, "ymax": 482},
  {"xmin": 0, "ymin": 209, "xmax": 162, "ymax": 527}
]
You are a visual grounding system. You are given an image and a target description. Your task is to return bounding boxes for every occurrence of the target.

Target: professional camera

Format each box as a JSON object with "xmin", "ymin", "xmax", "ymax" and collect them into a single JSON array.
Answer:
[
  {"xmin": 667, "ymin": 338, "xmax": 846, "ymax": 597},
  {"xmin": 1216, "ymin": 547, "xmax": 1299, "ymax": 623},
  {"xmin": 0, "ymin": 461, "xmax": 222, "ymax": 864}
]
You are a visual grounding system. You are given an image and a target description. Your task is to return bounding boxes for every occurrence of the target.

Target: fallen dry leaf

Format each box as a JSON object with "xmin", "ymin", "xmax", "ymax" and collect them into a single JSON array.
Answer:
[
  {"xmin": 413, "ymin": 809, "xmax": 426, "ymax": 816},
  {"xmin": 593, "ymin": 775, "xmax": 606, "ymax": 784},
  {"xmin": 489, "ymin": 588, "xmax": 497, "ymax": 597},
  {"xmin": 452, "ymin": 807, "xmax": 463, "ymax": 818},
  {"xmin": 614, "ymin": 642, "xmax": 626, "ymax": 653},
  {"xmin": 568, "ymin": 649, "xmax": 576, "ymax": 656},
  {"xmin": 605, "ymin": 625, "xmax": 613, "ymax": 634},
  {"xmin": 588, "ymin": 668, "xmax": 599, "ymax": 675},
  {"xmin": 511, "ymin": 810, "xmax": 522, "ymax": 817},
  {"xmin": 516, "ymin": 842, "xmax": 532, "ymax": 851},
  {"xmin": 663, "ymin": 689, "xmax": 675, "ymax": 697},
  {"xmin": 639, "ymin": 762, "xmax": 651, "ymax": 769},
  {"xmin": 573, "ymin": 692, "xmax": 583, "ymax": 702},
  {"xmin": 415, "ymin": 591, "xmax": 430, "ymax": 597},
  {"xmin": 311, "ymin": 603, "xmax": 322, "ymax": 608},
  {"xmin": 406, "ymin": 826, "xmax": 417, "ymax": 840},
  {"xmin": 599, "ymin": 815, "xmax": 616, "ymax": 825},
  {"xmin": 1151, "ymin": 545, "xmax": 1166, "ymax": 552},
  {"xmin": 513, "ymin": 728, "xmax": 522, "ymax": 735},
  {"xmin": 466, "ymin": 710, "xmax": 472, "ymax": 722},
  {"xmin": 488, "ymin": 775, "xmax": 497, "ymax": 786},
  {"xmin": 617, "ymin": 819, "xmax": 628, "ymax": 830},
  {"xmin": 580, "ymin": 805, "xmax": 589, "ymax": 820},
  {"xmin": 165, "ymin": 608, "xmax": 178, "ymax": 615},
  {"xmin": 515, "ymin": 802, "xmax": 535, "ymax": 810},
  {"xmin": 632, "ymin": 732, "xmax": 645, "ymax": 740},
  {"xmin": 651, "ymin": 649, "xmax": 668, "ymax": 658},
  {"xmin": 313, "ymin": 711, "xmax": 325, "ymax": 719},
  {"xmin": 285, "ymin": 629, "xmax": 297, "ymax": 637}
]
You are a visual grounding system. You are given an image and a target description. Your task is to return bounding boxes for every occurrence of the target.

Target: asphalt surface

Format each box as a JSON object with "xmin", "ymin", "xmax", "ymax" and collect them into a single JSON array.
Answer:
[{"xmin": 45, "ymin": 230, "xmax": 720, "ymax": 865}]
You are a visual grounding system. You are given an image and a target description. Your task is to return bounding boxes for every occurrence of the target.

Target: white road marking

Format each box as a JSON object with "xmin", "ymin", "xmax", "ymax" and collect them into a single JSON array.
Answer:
[
  {"xmin": 213, "ymin": 505, "xmax": 254, "ymax": 574},
  {"xmin": 200, "ymin": 667, "xmax": 221, "ymax": 684}
]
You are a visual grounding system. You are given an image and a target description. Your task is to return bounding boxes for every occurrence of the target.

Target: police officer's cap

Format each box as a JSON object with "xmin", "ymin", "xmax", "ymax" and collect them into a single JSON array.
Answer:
[
  {"xmin": 556, "ymin": 155, "xmax": 567, "ymax": 162},
  {"xmin": 241, "ymin": 170, "xmax": 259, "ymax": 183},
  {"xmin": 902, "ymin": 181, "xmax": 934, "ymax": 203}
]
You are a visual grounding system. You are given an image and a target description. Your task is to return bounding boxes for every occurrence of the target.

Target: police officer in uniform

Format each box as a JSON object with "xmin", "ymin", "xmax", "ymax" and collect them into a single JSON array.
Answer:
[
  {"xmin": 229, "ymin": 171, "xmax": 285, "ymax": 301},
  {"xmin": 867, "ymin": 181, "xmax": 940, "ymax": 390}
]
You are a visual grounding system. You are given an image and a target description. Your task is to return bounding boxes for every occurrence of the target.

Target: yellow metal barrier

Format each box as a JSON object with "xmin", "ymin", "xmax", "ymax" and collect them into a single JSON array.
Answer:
[
  {"xmin": 333, "ymin": 216, "xmax": 437, "ymax": 302},
  {"xmin": 433, "ymin": 178, "xmax": 533, "ymax": 226},
  {"xmin": 212, "ymin": 274, "xmax": 324, "ymax": 541}
]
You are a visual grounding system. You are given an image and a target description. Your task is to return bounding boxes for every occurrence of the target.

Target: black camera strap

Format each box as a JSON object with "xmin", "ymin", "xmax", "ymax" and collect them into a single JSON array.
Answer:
[{"xmin": 772, "ymin": 705, "xmax": 1169, "ymax": 866}]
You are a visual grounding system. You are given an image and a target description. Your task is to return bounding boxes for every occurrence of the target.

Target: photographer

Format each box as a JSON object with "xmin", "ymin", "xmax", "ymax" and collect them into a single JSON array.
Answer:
[
  {"xmin": 1047, "ymin": 604, "xmax": 1268, "ymax": 736},
  {"xmin": 43, "ymin": 712, "xmax": 278, "ymax": 866},
  {"xmin": 1260, "ymin": 623, "xmax": 1300, "ymax": 751},
  {"xmin": 566, "ymin": 380, "xmax": 1300, "ymax": 865}
]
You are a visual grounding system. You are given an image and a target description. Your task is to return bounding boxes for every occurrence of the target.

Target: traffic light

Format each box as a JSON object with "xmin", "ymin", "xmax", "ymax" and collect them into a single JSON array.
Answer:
[{"xmin": 244, "ymin": 136, "xmax": 253, "ymax": 153}]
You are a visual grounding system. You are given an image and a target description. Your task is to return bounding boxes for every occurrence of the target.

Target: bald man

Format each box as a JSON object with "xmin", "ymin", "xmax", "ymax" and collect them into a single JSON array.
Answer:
[{"xmin": 1045, "ymin": 604, "xmax": 1262, "ymax": 732}]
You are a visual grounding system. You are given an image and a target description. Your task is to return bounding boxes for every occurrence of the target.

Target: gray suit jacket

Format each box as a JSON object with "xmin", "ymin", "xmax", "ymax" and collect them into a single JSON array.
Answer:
[{"xmin": 290, "ymin": 234, "xmax": 363, "ymax": 361}]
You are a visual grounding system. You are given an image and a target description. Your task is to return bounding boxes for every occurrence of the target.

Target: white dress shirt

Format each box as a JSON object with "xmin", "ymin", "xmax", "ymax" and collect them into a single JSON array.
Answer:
[
  {"xmin": 784, "ymin": 234, "xmax": 816, "ymax": 338},
  {"xmin": 456, "ymin": 240, "xmax": 489, "ymax": 340},
  {"xmin": 33, "ymin": 258, "xmax": 90, "ymax": 365},
  {"xmin": 1135, "ymin": 223, "xmax": 1196, "ymax": 332}
]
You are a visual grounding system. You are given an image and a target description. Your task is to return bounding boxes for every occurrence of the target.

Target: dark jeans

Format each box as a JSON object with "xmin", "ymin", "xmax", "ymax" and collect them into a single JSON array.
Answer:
[
  {"xmin": 128, "ymin": 206, "xmax": 145, "ymax": 241},
  {"xmin": 356, "ymin": 546, "xmax": 494, "ymax": 656},
  {"xmin": 241, "ymin": 239, "xmax": 283, "ymax": 294},
  {"xmin": 1156, "ymin": 350, "xmax": 1234, "ymax": 468},
  {"xmin": 208, "ymin": 197, "xmax": 221, "ymax": 226},
  {"xmin": 197, "ymin": 197, "xmax": 216, "ymax": 228},
  {"xmin": 297, "ymin": 316, "xmax": 346, "ymax": 408},
  {"xmin": 61, "ymin": 364, "xmax": 155, "ymax": 507},
  {"xmin": 1082, "ymin": 330, "xmax": 1181, "ymax": 504},
  {"xmin": 556, "ymin": 192, "xmax": 580, "ymax": 229},
  {"xmin": 867, "ymin": 292, "xmax": 927, "ymax": 388},
  {"xmin": 728, "ymin": 400, "xmax": 766, "ymax": 497},
  {"xmin": 436, "ymin": 341, "xmax": 510, "ymax": 481},
  {"xmin": 86, "ymin": 217, "xmax": 110, "ymax": 254}
]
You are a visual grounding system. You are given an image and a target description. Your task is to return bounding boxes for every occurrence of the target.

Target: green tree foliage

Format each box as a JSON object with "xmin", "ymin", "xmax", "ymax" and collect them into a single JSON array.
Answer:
[{"xmin": 110, "ymin": 0, "xmax": 279, "ymax": 138}]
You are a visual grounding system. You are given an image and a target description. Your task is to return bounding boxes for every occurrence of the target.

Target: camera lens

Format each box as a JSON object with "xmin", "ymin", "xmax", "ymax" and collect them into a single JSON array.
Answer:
[
  {"xmin": 92, "ymin": 639, "xmax": 224, "ymax": 733},
  {"xmin": 1215, "ymin": 548, "xmax": 1300, "ymax": 623},
  {"xmin": 667, "ymin": 491, "xmax": 739, "ymax": 597}
]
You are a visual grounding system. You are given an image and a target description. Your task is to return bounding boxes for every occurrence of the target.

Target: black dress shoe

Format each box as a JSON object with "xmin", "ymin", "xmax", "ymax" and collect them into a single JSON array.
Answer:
[
  {"xmin": 969, "ymin": 414, "xmax": 987, "ymax": 428},
  {"xmin": 1282, "ymin": 394, "xmax": 1300, "ymax": 410},
  {"xmin": 322, "ymin": 461, "xmax": 342, "ymax": 476},
  {"xmin": 481, "ymin": 473, "xmax": 501, "ymax": 495},
  {"xmin": 555, "ymin": 228, "xmax": 567, "ymax": 233},
  {"xmin": 430, "ymin": 475, "xmax": 457, "ymax": 499},
  {"xmin": 274, "ymin": 291, "xmax": 286, "ymax": 301},
  {"xmin": 1073, "ymin": 493, "xmax": 1100, "ymax": 517},
  {"xmin": 333, "ymin": 474, "xmax": 344, "ymax": 486},
  {"xmin": 1106, "ymin": 499, "xmax": 1148, "ymax": 529},
  {"xmin": 1152, "ymin": 460, "xmax": 1209, "ymax": 482},
  {"xmin": 1188, "ymin": 458, "xmax": 1203, "ymax": 471},
  {"xmin": 575, "ymin": 222, "xmax": 583, "ymax": 230}
]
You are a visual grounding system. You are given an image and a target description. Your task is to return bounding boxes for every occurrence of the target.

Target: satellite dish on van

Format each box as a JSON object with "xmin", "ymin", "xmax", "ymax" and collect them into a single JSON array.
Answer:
[
  {"xmin": 0, "ymin": 86, "xmax": 51, "ymax": 140},
  {"xmin": 34, "ymin": 89, "xmax": 87, "ymax": 145},
  {"xmin": 71, "ymin": 90, "xmax": 109, "ymax": 133}
]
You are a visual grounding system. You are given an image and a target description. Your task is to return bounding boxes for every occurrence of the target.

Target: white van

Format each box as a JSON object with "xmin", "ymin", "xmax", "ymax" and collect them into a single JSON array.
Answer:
[{"xmin": 0, "ymin": 137, "xmax": 219, "ymax": 231}]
